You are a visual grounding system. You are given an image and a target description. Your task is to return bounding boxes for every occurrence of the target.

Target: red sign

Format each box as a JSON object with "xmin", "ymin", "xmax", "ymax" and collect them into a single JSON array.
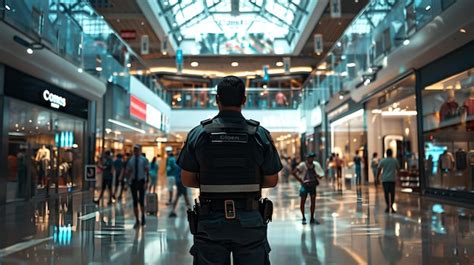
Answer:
[
  {"xmin": 120, "ymin": 30, "xmax": 137, "ymax": 40},
  {"xmin": 130, "ymin": 95, "xmax": 146, "ymax": 121}
]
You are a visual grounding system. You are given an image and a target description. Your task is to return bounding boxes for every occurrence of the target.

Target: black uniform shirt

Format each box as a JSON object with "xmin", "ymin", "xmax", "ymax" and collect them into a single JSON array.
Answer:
[{"xmin": 177, "ymin": 111, "xmax": 283, "ymax": 177}]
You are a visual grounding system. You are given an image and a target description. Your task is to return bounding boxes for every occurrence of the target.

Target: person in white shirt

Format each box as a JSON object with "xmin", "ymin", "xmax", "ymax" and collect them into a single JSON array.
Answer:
[{"xmin": 292, "ymin": 152, "xmax": 324, "ymax": 225}]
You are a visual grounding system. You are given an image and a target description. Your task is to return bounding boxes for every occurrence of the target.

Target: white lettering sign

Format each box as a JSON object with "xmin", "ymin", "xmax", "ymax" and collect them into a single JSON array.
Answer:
[{"xmin": 43, "ymin": 90, "xmax": 67, "ymax": 109}]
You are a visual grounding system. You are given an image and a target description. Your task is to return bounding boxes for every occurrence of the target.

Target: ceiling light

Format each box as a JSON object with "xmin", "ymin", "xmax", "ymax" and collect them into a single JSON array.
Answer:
[
  {"xmin": 96, "ymin": 66, "xmax": 103, "ymax": 72},
  {"xmin": 339, "ymin": 95, "xmax": 344, "ymax": 100},
  {"xmin": 276, "ymin": 61, "xmax": 284, "ymax": 67},
  {"xmin": 231, "ymin": 62, "xmax": 239, "ymax": 67},
  {"xmin": 162, "ymin": 51, "xmax": 168, "ymax": 55},
  {"xmin": 403, "ymin": 39, "xmax": 410, "ymax": 46},
  {"xmin": 263, "ymin": 84, "xmax": 268, "ymax": 89},
  {"xmin": 126, "ymin": 63, "xmax": 131, "ymax": 68},
  {"xmin": 141, "ymin": 21, "xmax": 145, "ymax": 26},
  {"xmin": 460, "ymin": 28, "xmax": 466, "ymax": 33},
  {"xmin": 77, "ymin": 68, "xmax": 83, "ymax": 73},
  {"xmin": 190, "ymin": 61, "xmax": 199, "ymax": 67},
  {"xmin": 337, "ymin": 42, "xmax": 342, "ymax": 47},
  {"xmin": 26, "ymin": 48, "xmax": 33, "ymax": 54},
  {"xmin": 347, "ymin": 62, "xmax": 356, "ymax": 67},
  {"xmin": 425, "ymin": 5, "xmax": 431, "ymax": 11},
  {"xmin": 5, "ymin": 4, "xmax": 11, "ymax": 11}
]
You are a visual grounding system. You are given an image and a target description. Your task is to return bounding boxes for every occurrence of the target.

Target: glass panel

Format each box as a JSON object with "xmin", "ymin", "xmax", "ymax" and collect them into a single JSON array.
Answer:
[
  {"xmin": 6, "ymin": 98, "xmax": 85, "ymax": 202},
  {"xmin": 422, "ymin": 68, "xmax": 474, "ymax": 193}
]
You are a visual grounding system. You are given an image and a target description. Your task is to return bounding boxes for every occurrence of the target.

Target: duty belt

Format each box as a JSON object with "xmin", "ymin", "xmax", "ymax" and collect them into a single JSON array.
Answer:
[{"xmin": 200, "ymin": 184, "xmax": 260, "ymax": 193}]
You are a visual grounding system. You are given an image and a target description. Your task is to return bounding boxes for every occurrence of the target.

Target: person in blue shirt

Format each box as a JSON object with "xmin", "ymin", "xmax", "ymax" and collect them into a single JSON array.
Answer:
[
  {"xmin": 166, "ymin": 152, "xmax": 177, "ymax": 205},
  {"xmin": 149, "ymin": 156, "xmax": 159, "ymax": 194},
  {"xmin": 169, "ymin": 157, "xmax": 191, "ymax": 218}
]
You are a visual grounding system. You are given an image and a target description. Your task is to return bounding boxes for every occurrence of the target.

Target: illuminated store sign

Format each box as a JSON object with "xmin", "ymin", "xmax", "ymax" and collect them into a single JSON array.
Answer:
[
  {"xmin": 146, "ymin": 104, "xmax": 161, "ymax": 129},
  {"xmin": 43, "ymin": 90, "xmax": 66, "ymax": 109},
  {"xmin": 130, "ymin": 95, "xmax": 147, "ymax": 121}
]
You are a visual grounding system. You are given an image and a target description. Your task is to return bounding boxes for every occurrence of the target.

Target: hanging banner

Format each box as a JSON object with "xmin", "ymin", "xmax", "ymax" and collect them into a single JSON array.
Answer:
[
  {"xmin": 176, "ymin": 49, "xmax": 183, "ymax": 74},
  {"xmin": 263, "ymin": 65, "xmax": 270, "ymax": 82},
  {"xmin": 141, "ymin": 35, "xmax": 149, "ymax": 55},
  {"xmin": 161, "ymin": 36, "xmax": 168, "ymax": 54},
  {"xmin": 314, "ymin": 34, "xmax": 323, "ymax": 55},
  {"xmin": 330, "ymin": 0, "xmax": 342, "ymax": 18},
  {"xmin": 283, "ymin": 57, "xmax": 291, "ymax": 75}
]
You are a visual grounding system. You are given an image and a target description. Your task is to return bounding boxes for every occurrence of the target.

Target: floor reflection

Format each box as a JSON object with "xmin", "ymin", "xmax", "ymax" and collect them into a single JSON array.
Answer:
[{"xmin": 0, "ymin": 181, "xmax": 473, "ymax": 264}]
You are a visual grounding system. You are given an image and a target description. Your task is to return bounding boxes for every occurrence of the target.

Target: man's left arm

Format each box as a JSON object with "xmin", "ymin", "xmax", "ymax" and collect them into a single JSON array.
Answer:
[{"xmin": 259, "ymin": 128, "xmax": 283, "ymax": 188}]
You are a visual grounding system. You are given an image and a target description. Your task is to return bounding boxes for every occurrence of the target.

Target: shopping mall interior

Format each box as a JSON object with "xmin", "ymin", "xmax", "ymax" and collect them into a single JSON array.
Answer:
[{"xmin": 0, "ymin": 0, "xmax": 473, "ymax": 264}]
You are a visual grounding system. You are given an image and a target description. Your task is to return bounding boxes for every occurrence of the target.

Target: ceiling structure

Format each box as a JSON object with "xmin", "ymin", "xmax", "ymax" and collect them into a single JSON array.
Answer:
[
  {"xmin": 92, "ymin": 0, "xmax": 369, "ymax": 77},
  {"xmin": 151, "ymin": 0, "xmax": 317, "ymax": 55}
]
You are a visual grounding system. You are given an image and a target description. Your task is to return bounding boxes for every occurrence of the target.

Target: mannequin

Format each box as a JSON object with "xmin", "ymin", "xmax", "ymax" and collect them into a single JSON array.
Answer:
[
  {"xmin": 463, "ymin": 86, "xmax": 474, "ymax": 131},
  {"xmin": 439, "ymin": 150, "xmax": 455, "ymax": 172},
  {"xmin": 35, "ymin": 145, "xmax": 50, "ymax": 188},
  {"xmin": 439, "ymin": 90, "xmax": 459, "ymax": 122},
  {"xmin": 455, "ymin": 148, "xmax": 467, "ymax": 171}
]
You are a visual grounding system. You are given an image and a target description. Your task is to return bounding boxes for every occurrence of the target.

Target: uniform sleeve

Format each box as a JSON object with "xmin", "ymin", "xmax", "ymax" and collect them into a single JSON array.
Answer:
[
  {"xmin": 177, "ymin": 127, "xmax": 200, "ymax": 172},
  {"xmin": 259, "ymin": 127, "xmax": 283, "ymax": 175}
]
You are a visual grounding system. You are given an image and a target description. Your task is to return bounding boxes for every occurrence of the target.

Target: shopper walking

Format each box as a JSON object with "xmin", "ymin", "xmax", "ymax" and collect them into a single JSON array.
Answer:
[
  {"xmin": 376, "ymin": 149, "xmax": 400, "ymax": 213},
  {"xmin": 293, "ymin": 152, "xmax": 324, "ymax": 225},
  {"xmin": 126, "ymin": 145, "xmax": 150, "ymax": 228},
  {"xmin": 354, "ymin": 150, "xmax": 362, "ymax": 186},
  {"xmin": 113, "ymin": 153, "xmax": 125, "ymax": 201},
  {"xmin": 335, "ymin": 153, "xmax": 343, "ymax": 190},
  {"xmin": 371, "ymin": 152, "xmax": 379, "ymax": 186},
  {"xmin": 149, "ymin": 156, "xmax": 159, "ymax": 194},
  {"xmin": 280, "ymin": 156, "xmax": 291, "ymax": 183},
  {"xmin": 169, "ymin": 162, "xmax": 191, "ymax": 218},
  {"xmin": 166, "ymin": 152, "xmax": 177, "ymax": 205},
  {"xmin": 326, "ymin": 153, "xmax": 336, "ymax": 184},
  {"xmin": 95, "ymin": 150, "xmax": 114, "ymax": 204}
]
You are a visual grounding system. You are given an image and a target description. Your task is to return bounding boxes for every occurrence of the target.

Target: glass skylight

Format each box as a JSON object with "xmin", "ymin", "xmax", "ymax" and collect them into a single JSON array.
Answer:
[{"xmin": 157, "ymin": 0, "xmax": 315, "ymax": 55}]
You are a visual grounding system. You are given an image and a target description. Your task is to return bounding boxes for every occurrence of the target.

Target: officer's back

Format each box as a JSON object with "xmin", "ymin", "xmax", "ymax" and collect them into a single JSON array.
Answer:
[{"xmin": 178, "ymin": 76, "xmax": 282, "ymax": 265}]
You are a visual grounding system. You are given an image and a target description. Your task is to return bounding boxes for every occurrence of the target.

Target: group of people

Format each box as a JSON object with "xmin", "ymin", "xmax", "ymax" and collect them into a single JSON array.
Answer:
[
  {"xmin": 94, "ymin": 145, "xmax": 192, "ymax": 228},
  {"xmin": 289, "ymin": 149, "xmax": 400, "ymax": 225}
]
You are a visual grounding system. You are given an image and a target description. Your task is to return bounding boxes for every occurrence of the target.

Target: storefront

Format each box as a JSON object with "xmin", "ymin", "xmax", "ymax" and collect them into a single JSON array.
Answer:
[
  {"xmin": 328, "ymin": 102, "xmax": 368, "ymax": 181},
  {"xmin": 366, "ymin": 74, "xmax": 420, "ymax": 192},
  {"xmin": 418, "ymin": 41, "xmax": 474, "ymax": 201},
  {"xmin": 99, "ymin": 77, "xmax": 171, "ymax": 162},
  {"xmin": 0, "ymin": 66, "xmax": 92, "ymax": 203}
]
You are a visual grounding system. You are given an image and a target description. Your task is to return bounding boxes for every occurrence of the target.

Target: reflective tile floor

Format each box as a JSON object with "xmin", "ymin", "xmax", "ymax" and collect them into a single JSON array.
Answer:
[{"xmin": 0, "ymin": 180, "xmax": 473, "ymax": 265}]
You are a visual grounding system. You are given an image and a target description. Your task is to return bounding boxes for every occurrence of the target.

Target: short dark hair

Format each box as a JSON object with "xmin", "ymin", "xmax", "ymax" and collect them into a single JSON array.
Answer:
[
  {"xmin": 386, "ymin": 149, "xmax": 393, "ymax": 157},
  {"xmin": 217, "ymin": 76, "xmax": 245, "ymax": 107}
]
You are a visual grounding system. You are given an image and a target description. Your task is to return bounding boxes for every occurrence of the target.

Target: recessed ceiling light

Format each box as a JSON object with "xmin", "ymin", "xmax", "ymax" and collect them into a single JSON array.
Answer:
[
  {"xmin": 5, "ymin": 4, "xmax": 11, "ymax": 11},
  {"xmin": 126, "ymin": 63, "xmax": 131, "ymax": 68},
  {"xmin": 190, "ymin": 61, "xmax": 199, "ymax": 67},
  {"xmin": 141, "ymin": 21, "xmax": 145, "ymax": 26},
  {"xmin": 276, "ymin": 61, "xmax": 284, "ymax": 67},
  {"xmin": 231, "ymin": 62, "xmax": 239, "ymax": 67},
  {"xmin": 403, "ymin": 39, "xmax": 410, "ymax": 46},
  {"xmin": 460, "ymin": 28, "xmax": 466, "ymax": 33},
  {"xmin": 425, "ymin": 5, "xmax": 431, "ymax": 11},
  {"xmin": 347, "ymin": 62, "xmax": 356, "ymax": 67},
  {"xmin": 96, "ymin": 66, "xmax": 103, "ymax": 72},
  {"xmin": 339, "ymin": 95, "xmax": 344, "ymax": 100},
  {"xmin": 77, "ymin": 68, "xmax": 83, "ymax": 73},
  {"xmin": 26, "ymin": 48, "xmax": 33, "ymax": 54}
]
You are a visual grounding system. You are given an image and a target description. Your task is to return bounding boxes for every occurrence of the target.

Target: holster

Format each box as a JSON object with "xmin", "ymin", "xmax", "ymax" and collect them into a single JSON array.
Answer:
[
  {"xmin": 187, "ymin": 202, "xmax": 200, "ymax": 235},
  {"xmin": 259, "ymin": 198, "xmax": 273, "ymax": 224}
]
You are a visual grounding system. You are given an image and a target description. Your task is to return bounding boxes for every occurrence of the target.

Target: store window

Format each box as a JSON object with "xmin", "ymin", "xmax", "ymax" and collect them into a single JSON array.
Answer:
[
  {"xmin": 366, "ymin": 74, "xmax": 419, "ymax": 191},
  {"xmin": 422, "ymin": 68, "xmax": 474, "ymax": 193},
  {"xmin": 6, "ymin": 99, "xmax": 85, "ymax": 202},
  {"xmin": 330, "ymin": 109, "xmax": 367, "ymax": 179}
]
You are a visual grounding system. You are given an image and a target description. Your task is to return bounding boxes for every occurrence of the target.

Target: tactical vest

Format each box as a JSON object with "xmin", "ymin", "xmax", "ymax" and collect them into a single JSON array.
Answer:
[{"xmin": 198, "ymin": 118, "xmax": 263, "ymax": 200}]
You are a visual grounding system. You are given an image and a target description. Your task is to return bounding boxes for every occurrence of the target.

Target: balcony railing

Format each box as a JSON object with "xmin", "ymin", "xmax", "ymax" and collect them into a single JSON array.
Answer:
[
  {"xmin": 301, "ymin": 0, "xmax": 457, "ymax": 109},
  {"xmin": 168, "ymin": 88, "xmax": 301, "ymax": 110}
]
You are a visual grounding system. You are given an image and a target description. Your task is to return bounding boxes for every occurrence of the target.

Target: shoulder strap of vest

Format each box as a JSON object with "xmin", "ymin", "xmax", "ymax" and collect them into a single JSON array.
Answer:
[
  {"xmin": 246, "ymin": 119, "xmax": 259, "ymax": 135},
  {"xmin": 200, "ymin": 118, "xmax": 213, "ymax": 126}
]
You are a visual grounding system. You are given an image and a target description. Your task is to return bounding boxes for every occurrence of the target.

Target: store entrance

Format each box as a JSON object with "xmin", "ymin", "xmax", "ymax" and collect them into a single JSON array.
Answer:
[{"xmin": 6, "ymin": 99, "xmax": 85, "ymax": 202}]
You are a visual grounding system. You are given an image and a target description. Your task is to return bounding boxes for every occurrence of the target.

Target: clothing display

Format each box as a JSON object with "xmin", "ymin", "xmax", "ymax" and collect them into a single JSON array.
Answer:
[
  {"xmin": 439, "ymin": 151, "xmax": 455, "ymax": 171},
  {"xmin": 35, "ymin": 145, "xmax": 51, "ymax": 161},
  {"xmin": 439, "ymin": 99, "xmax": 459, "ymax": 122},
  {"xmin": 464, "ymin": 98, "xmax": 474, "ymax": 131},
  {"xmin": 455, "ymin": 149, "xmax": 467, "ymax": 171}
]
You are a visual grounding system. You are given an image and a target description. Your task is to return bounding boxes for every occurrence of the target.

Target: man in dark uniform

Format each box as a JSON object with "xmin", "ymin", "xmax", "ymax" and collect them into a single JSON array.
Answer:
[{"xmin": 178, "ymin": 76, "xmax": 282, "ymax": 265}]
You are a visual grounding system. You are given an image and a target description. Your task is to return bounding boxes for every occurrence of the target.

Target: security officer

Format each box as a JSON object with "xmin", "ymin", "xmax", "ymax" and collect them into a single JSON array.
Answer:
[{"xmin": 178, "ymin": 76, "xmax": 282, "ymax": 265}]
